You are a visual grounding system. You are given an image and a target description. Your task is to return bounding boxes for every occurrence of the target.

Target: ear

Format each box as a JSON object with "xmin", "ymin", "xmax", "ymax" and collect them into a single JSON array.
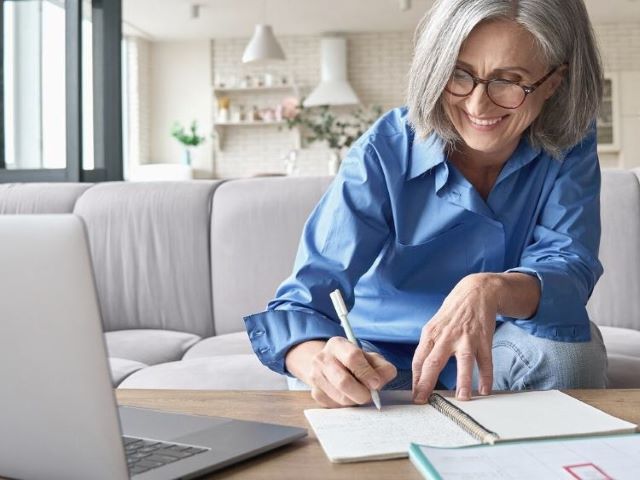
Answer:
[{"xmin": 544, "ymin": 64, "xmax": 568, "ymax": 99}]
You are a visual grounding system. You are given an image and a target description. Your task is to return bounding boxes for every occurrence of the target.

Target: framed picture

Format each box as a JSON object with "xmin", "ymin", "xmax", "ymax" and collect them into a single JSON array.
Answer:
[{"xmin": 597, "ymin": 72, "xmax": 620, "ymax": 152}]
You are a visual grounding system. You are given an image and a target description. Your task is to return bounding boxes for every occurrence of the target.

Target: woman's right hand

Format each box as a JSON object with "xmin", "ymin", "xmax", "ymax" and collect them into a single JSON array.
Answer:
[{"xmin": 285, "ymin": 337, "xmax": 397, "ymax": 408}]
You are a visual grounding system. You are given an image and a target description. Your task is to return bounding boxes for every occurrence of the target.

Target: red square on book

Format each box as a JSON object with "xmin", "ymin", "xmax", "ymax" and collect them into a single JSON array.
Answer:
[{"xmin": 563, "ymin": 463, "xmax": 613, "ymax": 480}]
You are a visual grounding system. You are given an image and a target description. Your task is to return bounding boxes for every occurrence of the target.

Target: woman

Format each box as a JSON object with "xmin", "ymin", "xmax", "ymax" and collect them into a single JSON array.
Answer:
[{"xmin": 244, "ymin": 0, "xmax": 608, "ymax": 408}]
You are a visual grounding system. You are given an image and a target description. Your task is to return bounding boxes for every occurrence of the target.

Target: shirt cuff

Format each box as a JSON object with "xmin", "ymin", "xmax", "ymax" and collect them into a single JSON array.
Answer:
[
  {"xmin": 243, "ymin": 309, "xmax": 346, "ymax": 375},
  {"xmin": 502, "ymin": 267, "xmax": 591, "ymax": 342}
]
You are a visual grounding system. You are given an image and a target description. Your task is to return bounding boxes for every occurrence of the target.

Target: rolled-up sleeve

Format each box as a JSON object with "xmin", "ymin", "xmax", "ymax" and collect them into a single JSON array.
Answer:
[
  {"xmin": 244, "ymin": 140, "xmax": 393, "ymax": 374},
  {"xmin": 504, "ymin": 128, "xmax": 603, "ymax": 341}
]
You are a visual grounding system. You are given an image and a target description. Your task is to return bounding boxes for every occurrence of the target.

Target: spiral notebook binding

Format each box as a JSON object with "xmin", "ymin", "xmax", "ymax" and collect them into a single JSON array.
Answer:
[{"xmin": 428, "ymin": 393, "xmax": 500, "ymax": 445}]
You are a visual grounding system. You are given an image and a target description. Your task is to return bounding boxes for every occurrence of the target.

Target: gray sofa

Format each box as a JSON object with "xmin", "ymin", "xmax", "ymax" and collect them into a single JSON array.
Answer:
[{"xmin": 0, "ymin": 169, "xmax": 638, "ymax": 389}]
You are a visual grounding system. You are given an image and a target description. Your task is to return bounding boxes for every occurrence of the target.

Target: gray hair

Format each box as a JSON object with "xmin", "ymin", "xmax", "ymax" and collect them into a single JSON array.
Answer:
[{"xmin": 406, "ymin": 0, "xmax": 603, "ymax": 158}]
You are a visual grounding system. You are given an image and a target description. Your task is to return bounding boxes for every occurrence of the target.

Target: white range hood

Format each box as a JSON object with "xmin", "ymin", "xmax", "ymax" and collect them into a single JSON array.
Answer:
[{"xmin": 303, "ymin": 36, "xmax": 360, "ymax": 107}]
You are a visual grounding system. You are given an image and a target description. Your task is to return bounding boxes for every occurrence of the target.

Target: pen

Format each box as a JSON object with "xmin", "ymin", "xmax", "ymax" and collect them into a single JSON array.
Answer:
[{"xmin": 329, "ymin": 289, "xmax": 382, "ymax": 410}]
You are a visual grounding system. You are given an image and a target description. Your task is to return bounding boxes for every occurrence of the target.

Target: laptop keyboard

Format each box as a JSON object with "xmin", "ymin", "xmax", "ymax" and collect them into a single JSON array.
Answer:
[{"xmin": 123, "ymin": 435, "xmax": 209, "ymax": 476}]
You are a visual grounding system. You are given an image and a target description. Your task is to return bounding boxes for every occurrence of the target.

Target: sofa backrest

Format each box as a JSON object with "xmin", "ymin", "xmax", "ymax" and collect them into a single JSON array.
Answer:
[
  {"xmin": 74, "ymin": 181, "xmax": 222, "ymax": 337},
  {"xmin": 2, "ymin": 167, "xmax": 638, "ymax": 338},
  {"xmin": 210, "ymin": 176, "xmax": 334, "ymax": 335},
  {"xmin": 587, "ymin": 169, "xmax": 640, "ymax": 330},
  {"xmin": 211, "ymin": 169, "xmax": 640, "ymax": 336},
  {"xmin": 0, "ymin": 183, "xmax": 91, "ymax": 213}
]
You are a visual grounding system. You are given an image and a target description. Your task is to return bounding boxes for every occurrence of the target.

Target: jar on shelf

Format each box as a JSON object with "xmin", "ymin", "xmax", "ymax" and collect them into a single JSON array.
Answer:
[
  {"xmin": 251, "ymin": 106, "xmax": 261, "ymax": 122},
  {"xmin": 230, "ymin": 106, "xmax": 241, "ymax": 123},
  {"xmin": 217, "ymin": 96, "xmax": 230, "ymax": 123},
  {"xmin": 261, "ymin": 108, "xmax": 274, "ymax": 122}
]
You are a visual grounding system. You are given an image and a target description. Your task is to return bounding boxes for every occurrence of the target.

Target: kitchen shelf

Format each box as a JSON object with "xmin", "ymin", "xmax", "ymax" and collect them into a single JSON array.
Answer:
[
  {"xmin": 212, "ymin": 82, "xmax": 301, "ymax": 150},
  {"xmin": 215, "ymin": 121, "xmax": 287, "ymax": 127},
  {"xmin": 213, "ymin": 85, "xmax": 298, "ymax": 94}
]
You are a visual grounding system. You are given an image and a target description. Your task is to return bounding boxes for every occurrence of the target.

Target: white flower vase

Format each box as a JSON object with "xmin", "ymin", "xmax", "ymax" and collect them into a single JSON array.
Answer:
[
  {"xmin": 328, "ymin": 149, "xmax": 341, "ymax": 176},
  {"xmin": 284, "ymin": 149, "xmax": 299, "ymax": 176},
  {"xmin": 181, "ymin": 147, "xmax": 192, "ymax": 167}
]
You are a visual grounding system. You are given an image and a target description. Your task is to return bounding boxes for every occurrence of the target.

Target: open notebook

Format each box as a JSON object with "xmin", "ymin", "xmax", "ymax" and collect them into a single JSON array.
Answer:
[{"xmin": 304, "ymin": 390, "xmax": 637, "ymax": 463}]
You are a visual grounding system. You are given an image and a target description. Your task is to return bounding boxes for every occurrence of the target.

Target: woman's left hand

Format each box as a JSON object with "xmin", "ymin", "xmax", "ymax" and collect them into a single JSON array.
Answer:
[{"xmin": 412, "ymin": 273, "xmax": 498, "ymax": 403}]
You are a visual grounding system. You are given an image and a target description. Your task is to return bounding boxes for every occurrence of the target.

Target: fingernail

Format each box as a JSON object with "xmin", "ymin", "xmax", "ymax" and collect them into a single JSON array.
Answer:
[
  {"xmin": 414, "ymin": 394, "xmax": 426, "ymax": 404},
  {"xmin": 457, "ymin": 388, "xmax": 469, "ymax": 400},
  {"xmin": 480, "ymin": 385, "xmax": 490, "ymax": 395},
  {"xmin": 370, "ymin": 377, "xmax": 381, "ymax": 389}
]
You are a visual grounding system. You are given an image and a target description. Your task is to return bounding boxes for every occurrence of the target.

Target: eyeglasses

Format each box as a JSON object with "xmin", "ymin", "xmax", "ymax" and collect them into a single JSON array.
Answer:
[{"xmin": 444, "ymin": 66, "xmax": 561, "ymax": 109}]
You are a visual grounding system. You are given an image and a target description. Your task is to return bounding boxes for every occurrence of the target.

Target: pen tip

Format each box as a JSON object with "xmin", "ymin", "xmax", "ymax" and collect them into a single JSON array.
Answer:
[{"xmin": 372, "ymin": 390, "xmax": 382, "ymax": 410}]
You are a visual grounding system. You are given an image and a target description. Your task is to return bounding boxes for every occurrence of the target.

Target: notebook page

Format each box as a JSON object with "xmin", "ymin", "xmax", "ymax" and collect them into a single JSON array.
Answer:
[
  {"xmin": 304, "ymin": 392, "xmax": 479, "ymax": 463},
  {"xmin": 446, "ymin": 390, "xmax": 636, "ymax": 442},
  {"xmin": 412, "ymin": 434, "xmax": 640, "ymax": 480}
]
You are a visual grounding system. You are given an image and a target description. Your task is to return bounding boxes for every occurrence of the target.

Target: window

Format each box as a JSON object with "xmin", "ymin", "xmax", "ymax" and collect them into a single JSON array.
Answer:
[
  {"xmin": 597, "ymin": 73, "xmax": 620, "ymax": 152},
  {"xmin": 0, "ymin": 0, "xmax": 123, "ymax": 182},
  {"xmin": 3, "ymin": 0, "xmax": 67, "ymax": 170}
]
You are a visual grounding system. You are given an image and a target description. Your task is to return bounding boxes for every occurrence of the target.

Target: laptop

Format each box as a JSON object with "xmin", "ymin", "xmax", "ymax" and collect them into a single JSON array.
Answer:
[{"xmin": 0, "ymin": 215, "xmax": 307, "ymax": 480}]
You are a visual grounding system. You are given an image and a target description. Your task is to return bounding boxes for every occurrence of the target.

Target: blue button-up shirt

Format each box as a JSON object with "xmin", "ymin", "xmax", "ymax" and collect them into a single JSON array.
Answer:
[{"xmin": 244, "ymin": 107, "xmax": 603, "ymax": 389}]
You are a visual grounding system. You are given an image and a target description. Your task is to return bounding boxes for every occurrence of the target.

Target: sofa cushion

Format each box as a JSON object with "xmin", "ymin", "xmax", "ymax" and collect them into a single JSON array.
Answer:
[
  {"xmin": 606, "ymin": 354, "xmax": 640, "ymax": 389},
  {"xmin": 118, "ymin": 355, "xmax": 288, "ymax": 390},
  {"xmin": 599, "ymin": 326, "xmax": 640, "ymax": 388},
  {"xmin": 0, "ymin": 183, "xmax": 92, "ymax": 213},
  {"xmin": 210, "ymin": 176, "xmax": 333, "ymax": 335},
  {"xmin": 74, "ymin": 181, "xmax": 223, "ymax": 336},
  {"xmin": 587, "ymin": 169, "xmax": 640, "ymax": 331},
  {"xmin": 109, "ymin": 357, "xmax": 147, "ymax": 386},
  {"xmin": 183, "ymin": 332, "xmax": 253, "ymax": 359},
  {"xmin": 599, "ymin": 326, "xmax": 640, "ymax": 358},
  {"xmin": 105, "ymin": 330, "xmax": 201, "ymax": 365}
]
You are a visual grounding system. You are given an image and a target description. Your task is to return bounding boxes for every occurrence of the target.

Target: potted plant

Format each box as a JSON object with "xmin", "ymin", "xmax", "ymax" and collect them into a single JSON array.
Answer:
[
  {"xmin": 171, "ymin": 120, "xmax": 206, "ymax": 167},
  {"xmin": 282, "ymin": 100, "xmax": 382, "ymax": 174}
]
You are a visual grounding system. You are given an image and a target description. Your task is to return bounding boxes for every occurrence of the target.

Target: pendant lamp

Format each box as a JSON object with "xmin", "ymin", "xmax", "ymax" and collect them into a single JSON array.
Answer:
[{"xmin": 242, "ymin": 1, "xmax": 285, "ymax": 64}]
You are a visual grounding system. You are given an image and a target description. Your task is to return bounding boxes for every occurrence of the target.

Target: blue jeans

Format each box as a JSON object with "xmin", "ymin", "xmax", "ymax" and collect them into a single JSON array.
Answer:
[{"xmin": 286, "ymin": 321, "xmax": 608, "ymax": 391}]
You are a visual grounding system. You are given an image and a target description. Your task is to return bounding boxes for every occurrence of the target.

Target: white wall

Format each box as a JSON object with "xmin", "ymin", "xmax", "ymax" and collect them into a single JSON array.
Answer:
[{"xmin": 148, "ymin": 40, "xmax": 213, "ymax": 177}]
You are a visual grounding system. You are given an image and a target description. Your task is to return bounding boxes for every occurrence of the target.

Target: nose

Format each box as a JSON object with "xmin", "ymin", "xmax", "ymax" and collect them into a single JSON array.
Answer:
[{"xmin": 465, "ymin": 83, "xmax": 494, "ymax": 114}]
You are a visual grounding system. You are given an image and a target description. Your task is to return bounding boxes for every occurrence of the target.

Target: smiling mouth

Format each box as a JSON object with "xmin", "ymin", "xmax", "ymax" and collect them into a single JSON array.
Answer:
[{"xmin": 465, "ymin": 112, "xmax": 508, "ymax": 127}]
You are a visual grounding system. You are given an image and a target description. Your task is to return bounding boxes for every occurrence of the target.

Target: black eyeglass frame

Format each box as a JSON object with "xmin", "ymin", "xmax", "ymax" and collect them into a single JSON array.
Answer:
[{"xmin": 445, "ymin": 64, "xmax": 565, "ymax": 109}]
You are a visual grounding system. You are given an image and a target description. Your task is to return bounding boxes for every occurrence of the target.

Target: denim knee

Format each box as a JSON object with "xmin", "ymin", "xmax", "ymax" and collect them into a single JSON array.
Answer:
[{"xmin": 491, "ymin": 321, "xmax": 608, "ymax": 390}]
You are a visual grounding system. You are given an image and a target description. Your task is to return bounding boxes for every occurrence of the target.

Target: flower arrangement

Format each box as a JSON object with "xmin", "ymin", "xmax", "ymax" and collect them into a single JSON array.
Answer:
[
  {"xmin": 170, "ymin": 120, "xmax": 206, "ymax": 147},
  {"xmin": 170, "ymin": 120, "xmax": 206, "ymax": 167},
  {"xmin": 281, "ymin": 98, "xmax": 383, "ymax": 151}
]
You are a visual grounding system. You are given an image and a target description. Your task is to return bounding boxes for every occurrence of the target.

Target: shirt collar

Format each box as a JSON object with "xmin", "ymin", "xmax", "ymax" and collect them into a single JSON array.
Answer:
[
  {"xmin": 408, "ymin": 131, "xmax": 543, "ymax": 182},
  {"xmin": 408, "ymin": 132, "xmax": 447, "ymax": 180},
  {"xmin": 494, "ymin": 134, "xmax": 543, "ymax": 185}
]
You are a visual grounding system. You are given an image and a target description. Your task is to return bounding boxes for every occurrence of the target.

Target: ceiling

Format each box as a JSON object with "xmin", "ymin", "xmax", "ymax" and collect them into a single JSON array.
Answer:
[{"xmin": 123, "ymin": 0, "xmax": 640, "ymax": 41}]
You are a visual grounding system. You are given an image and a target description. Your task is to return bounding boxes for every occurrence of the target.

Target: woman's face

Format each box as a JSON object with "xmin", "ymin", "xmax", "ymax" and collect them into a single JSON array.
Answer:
[{"xmin": 443, "ymin": 19, "xmax": 564, "ymax": 161}]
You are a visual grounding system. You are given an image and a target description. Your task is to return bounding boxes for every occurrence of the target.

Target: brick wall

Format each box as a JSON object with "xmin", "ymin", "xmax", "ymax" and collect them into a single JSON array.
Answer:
[{"xmin": 596, "ymin": 23, "xmax": 640, "ymax": 71}]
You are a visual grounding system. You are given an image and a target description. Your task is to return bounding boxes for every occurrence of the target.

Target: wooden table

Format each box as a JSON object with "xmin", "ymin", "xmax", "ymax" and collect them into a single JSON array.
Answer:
[{"xmin": 116, "ymin": 389, "xmax": 640, "ymax": 480}]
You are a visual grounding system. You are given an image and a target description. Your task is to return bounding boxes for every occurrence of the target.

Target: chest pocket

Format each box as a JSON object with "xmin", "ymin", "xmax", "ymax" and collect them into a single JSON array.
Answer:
[{"xmin": 382, "ymin": 223, "xmax": 471, "ymax": 292}]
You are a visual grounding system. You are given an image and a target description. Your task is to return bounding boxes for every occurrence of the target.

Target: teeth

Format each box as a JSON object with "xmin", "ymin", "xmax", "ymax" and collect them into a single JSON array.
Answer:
[{"xmin": 467, "ymin": 114, "xmax": 503, "ymax": 126}]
